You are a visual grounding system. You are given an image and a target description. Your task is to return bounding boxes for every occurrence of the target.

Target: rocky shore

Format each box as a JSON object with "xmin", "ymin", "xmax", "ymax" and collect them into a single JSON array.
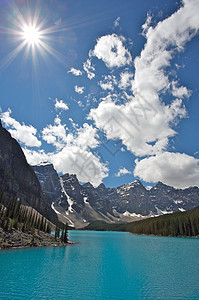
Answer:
[{"xmin": 0, "ymin": 228, "xmax": 72, "ymax": 250}]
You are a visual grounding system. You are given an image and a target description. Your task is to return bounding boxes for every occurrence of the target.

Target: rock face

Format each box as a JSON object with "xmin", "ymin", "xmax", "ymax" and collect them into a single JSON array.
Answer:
[
  {"xmin": 0, "ymin": 121, "xmax": 57, "ymax": 223},
  {"xmin": 32, "ymin": 163, "xmax": 199, "ymax": 228},
  {"xmin": 32, "ymin": 163, "xmax": 64, "ymax": 205}
]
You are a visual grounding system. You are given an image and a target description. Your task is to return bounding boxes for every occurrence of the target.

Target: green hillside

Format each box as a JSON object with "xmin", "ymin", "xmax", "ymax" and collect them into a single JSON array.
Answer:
[{"xmin": 84, "ymin": 206, "xmax": 199, "ymax": 237}]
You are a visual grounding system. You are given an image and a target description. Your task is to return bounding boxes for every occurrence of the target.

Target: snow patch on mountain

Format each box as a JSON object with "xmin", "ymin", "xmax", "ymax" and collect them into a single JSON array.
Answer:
[
  {"xmin": 179, "ymin": 208, "xmax": 186, "ymax": 212},
  {"xmin": 51, "ymin": 202, "xmax": 61, "ymax": 215},
  {"xmin": 155, "ymin": 206, "xmax": 173, "ymax": 215},
  {"xmin": 83, "ymin": 197, "xmax": 89, "ymax": 204},
  {"xmin": 123, "ymin": 211, "xmax": 144, "ymax": 218},
  {"xmin": 60, "ymin": 177, "xmax": 74, "ymax": 214},
  {"xmin": 174, "ymin": 200, "xmax": 183, "ymax": 204}
]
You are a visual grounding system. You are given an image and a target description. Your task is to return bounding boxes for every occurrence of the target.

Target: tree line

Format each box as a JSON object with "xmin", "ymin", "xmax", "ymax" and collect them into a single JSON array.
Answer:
[
  {"xmin": 84, "ymin": 206, "xmax": 199, "ymax": 237},
  {"xmin": 0, "ymin": 192, "xmax": 52, "ymax": 234},
  {"xmin": 0, "ymin": 192, "xmax": 68, "ymax": 242},
  {"xmin": 126, "ymin": 206, "xmax": 199, "ymax": 237}
]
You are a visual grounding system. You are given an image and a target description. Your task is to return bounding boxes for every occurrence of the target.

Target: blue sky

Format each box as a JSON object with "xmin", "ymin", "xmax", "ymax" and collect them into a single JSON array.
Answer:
[{"xmin": 0, "ymin": 0, "xmax": 199, "ymax": 189}]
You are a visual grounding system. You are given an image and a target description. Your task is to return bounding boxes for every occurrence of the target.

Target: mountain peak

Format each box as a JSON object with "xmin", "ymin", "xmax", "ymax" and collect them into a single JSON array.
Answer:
[
  {"xmin": 83, "ymin": 182, "xmax": 94, "ymax": 189},
  {"xmin": 123, "ymin": 179, "xmax": 143, "ymax": 188},
  {"xmin": 154, "ymin": 181, "xmax": 170, "ymax": 189},
  {"xmin": 97, "ymin": 183, "xmax": 106, "ymax": 189},
  {"xmin": 32, "ymin": 163, "xmax": 56, "ymax": 173}
]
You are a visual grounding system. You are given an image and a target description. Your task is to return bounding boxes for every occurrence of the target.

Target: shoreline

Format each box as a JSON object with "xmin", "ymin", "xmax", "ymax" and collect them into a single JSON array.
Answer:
[
  {"xmin": 82, "ymin": 228, "xmax": 199, "ymax": 238},
  {"xmin": 0, "ymin": 228, "xmax": 75, "ymax": 250}
]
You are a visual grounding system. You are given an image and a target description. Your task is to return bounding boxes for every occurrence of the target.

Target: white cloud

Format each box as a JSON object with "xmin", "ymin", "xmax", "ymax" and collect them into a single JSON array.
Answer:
[
  {"xmin": 25, "ymin": 117, "xmax": 107, "ymax": 186},
  {"xmin": 42, "ymin": 118, "xmax": 99, "ymax": 151},
  {"xmin": 119, "ymin": 71, "xmax": 133, "ymax": 89},
  {"xmin": 23, "ymin": 148, "xmax": 50, "ymax": 165},
  {"xmin": 74, "ymin": 85, "xmax": 85, "ymax": 94},
  {"xmin": 89, "ymin": 1, "xmax": 199, "ymax": 157},
  {"xmin": 24, "ymin": 145, "xmax": 108, "ymax": 187},
  {"xmin": 141, "ymin": 12, "xmax": 152, "ymax": 37},
  {"xmin": 99, "ymin": 75, "xmax": 117, "ymax": 91},
  {"xmin": 89, "ymin": 95, "xmax": 186, "ymax": 157},
  {"xmin": 42, "ymin": 116, "xmax": 68, "ymax": 150},
  {"xmin": 115, "ymin": 167, "xmax": 131, "ymax": 177},
  {"xmin": 92, "ymin": 34, "xmax": 132, "ymax": 68},
  {"xmin": 54, "ymin": 98, "xmax": 69, "ymax": 111},
  {"xmin": 113, "ymin": 17, "xmax": 120, "ymax": 28},
  {"xmin": 68, "ymin": 67, "xmax": 82, "ymax": 76},
  {"xmin": 134, "ymin": 152, "xmax": 199, "ymax": 189},
  {"xmin": 171, "ymin": 81, "xmax": 191, "ymax": 98},
  {"xmin": 83, "ymin": 58, "xmax": 95, "ymax": 79},
  {"xmin": 99, "ymin": 82, "xmax": 114, "ymax": 91},
  {"xmin": 75, "ymin": 123, "xmax": 99, "ymax": 150},
  {"xmin": 1, "ymin": 109, "xmax": 41, "ymax": 147},
  {"xmin": 52, "ymin": 146, "xmax": 108, "ymax": 186}
]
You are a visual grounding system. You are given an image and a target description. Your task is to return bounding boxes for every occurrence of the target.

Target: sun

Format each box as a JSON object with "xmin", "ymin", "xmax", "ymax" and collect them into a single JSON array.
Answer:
[
  {"xmin": 0, "ymin": 4, "xmax": 68, "ymax": 73},
  {"xmin": 23, "ymin": 25, "xmax": 41, "ymax": 46}
]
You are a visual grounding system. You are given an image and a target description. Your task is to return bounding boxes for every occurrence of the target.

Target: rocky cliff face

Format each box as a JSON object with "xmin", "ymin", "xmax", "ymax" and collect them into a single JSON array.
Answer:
[
  {"xmin": 0, "ymin": 120, "xmax": 57, "ymax": 223},
  {"xmin": 32, "ymin": 163, "xmax": 199, "ymax": 228},
  {"xmin": 32, "ymin": 163, "xmax": 64, "ymax": 205}
]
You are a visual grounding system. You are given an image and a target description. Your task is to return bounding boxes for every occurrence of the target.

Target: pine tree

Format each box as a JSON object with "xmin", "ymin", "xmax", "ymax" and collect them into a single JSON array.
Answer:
[
  {"xmin": 46, "ymin": 223, "xmax": 51, "ymax": 234},
  {"xmin": 63, "ymin": 223, "xmax": 68, "ymax": 243},
  {"xmin": 13, "ymin": 218, "xmax": 18, "ymax": 229},
  {"xmin": 14, "ymin": 199, "xmax": 21, "ymax": 220},
  {"xmin": 4, "ymin": 217, "xmax": 10, "ymax": 232}
]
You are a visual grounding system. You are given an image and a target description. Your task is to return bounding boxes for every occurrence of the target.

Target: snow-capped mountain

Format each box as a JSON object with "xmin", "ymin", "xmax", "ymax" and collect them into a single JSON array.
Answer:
[{"xmin": 32, "ymin": 163, "xmax": 199, "ymax": 228}]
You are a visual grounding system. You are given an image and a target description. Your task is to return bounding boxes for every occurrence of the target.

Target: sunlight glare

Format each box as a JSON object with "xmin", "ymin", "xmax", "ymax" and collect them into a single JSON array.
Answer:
[{"xmin": 23, "ymin": 25, "xmax": 41, "ymax": 46}]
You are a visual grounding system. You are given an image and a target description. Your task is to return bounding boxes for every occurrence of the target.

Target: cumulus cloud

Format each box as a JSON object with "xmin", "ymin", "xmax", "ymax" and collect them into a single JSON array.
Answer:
[
  {"xmin": 54, "ymin": 98, "xmax": 69, "ymax": 111},
  {"xmin": 92, "ymin": 34, "xmax": 132, "ymax": 68},
  {"xmin": 119, "ymin": 71, "xmax": 133, "ymax": 89},
  {"xmin": 83, "ymin": 58, "xmax": 95, "ymax": 79},
  {"xmin": 134, "ymin": 152, "xmax": 199, "ymax": 189},
  {"xmin": 171, "ymin": 81, "xmax": 191, "ymax": 98},
  {"xmin": 52, "ymin": 146, "xmax": 108, "ymax": 186},
  {"xmin": 24, "ymin": 145, "xmax": 108, "ymax": 187},
  {"xmin": 89, "ymin": 0, "xmax": 199, "ymax": 157},
  {"xmin": 23, "ymin": 148, "xmax": 50, "ymax": 165},
  {"xmin": 115, "ymin": 167, "xmax": 131, "ymax": 177},
  {"xmin": 1, "ymin": 109, "xmax": 41, "ymax": 147},
  {"xmin": 75, "ymin": 123, "xmax": 99, "ymax": 150},
  {"xmin": 99, "ymin": 75, "xmax": 117, "ymax": 91},
  {"xmin": 68, "ymin": 67, "xmax": 82, "ymax": 76},
  {"xmin": 89, "ymin": 95, "xmax": 186, "ymax": 157},
  {"xmin": 42, "ymin": 116, "xmax": 68, "ymax": 150},
  {"xmin": 24, "ymin": 117, "xmax": 107, "ymax": 186},
  {"xmin": 74, "ymin": 85, "xmax": 85, "ymax": 94}
]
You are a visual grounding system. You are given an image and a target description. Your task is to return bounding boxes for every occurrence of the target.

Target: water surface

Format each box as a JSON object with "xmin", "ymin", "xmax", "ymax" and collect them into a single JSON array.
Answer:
[{"xmin": 0, "ymin": 231, "xmax": 199, "ymax": 299}]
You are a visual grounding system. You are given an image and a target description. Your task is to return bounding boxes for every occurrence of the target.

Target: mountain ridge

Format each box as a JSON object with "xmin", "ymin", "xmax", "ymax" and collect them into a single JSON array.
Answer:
[{"xmin": 32, "ymin": 162, "xmax": 199, "ymax": 228}]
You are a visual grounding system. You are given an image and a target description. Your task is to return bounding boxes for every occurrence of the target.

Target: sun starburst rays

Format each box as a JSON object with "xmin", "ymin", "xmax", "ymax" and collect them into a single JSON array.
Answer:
[{"xmin": 0, "ymin": 3, "xmax": 69, "ymax": 75}]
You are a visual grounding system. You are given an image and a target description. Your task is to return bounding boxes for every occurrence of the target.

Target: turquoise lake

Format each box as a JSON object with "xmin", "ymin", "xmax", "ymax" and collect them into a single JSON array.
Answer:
[{"xmin": 0, "ymin": 230, "xmax": 199, "ymax": 299}]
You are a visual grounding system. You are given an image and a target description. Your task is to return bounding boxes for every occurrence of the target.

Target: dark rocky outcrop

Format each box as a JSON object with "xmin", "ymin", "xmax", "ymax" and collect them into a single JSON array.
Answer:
[
  {"xmin": 0, "ymin": 228, "xmax": 71, "ymax": 250},
  {"xmin": 0, "ymin": 120, "xmax": 57, "ymax": 223}
]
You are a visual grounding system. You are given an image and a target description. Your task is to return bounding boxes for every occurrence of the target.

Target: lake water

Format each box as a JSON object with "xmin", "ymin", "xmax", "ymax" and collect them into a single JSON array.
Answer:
[{"xmin": 0, "ymin": 230, "xmax": 199, "ymax": 299}]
